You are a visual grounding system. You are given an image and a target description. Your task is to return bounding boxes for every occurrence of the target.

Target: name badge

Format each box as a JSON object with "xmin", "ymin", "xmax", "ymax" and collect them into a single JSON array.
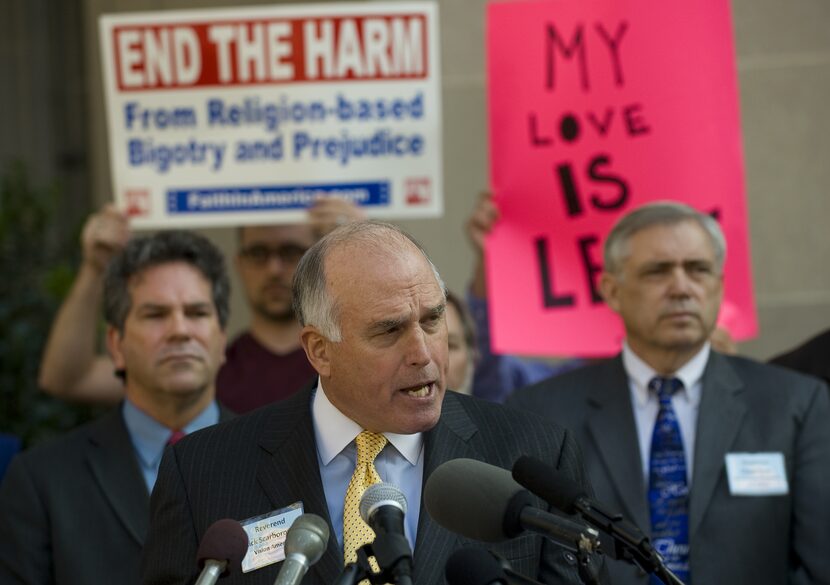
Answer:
[
  {"xmin": 725, "ymin": 452, "xmax": 789, "ymax": 496},
  {"xmin": 240, "ymin": 502, "xmax": 305, "ymax": 573}
]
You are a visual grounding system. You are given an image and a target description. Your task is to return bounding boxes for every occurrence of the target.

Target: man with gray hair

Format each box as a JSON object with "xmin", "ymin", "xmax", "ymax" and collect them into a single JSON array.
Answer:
[
  {"xmin": 0, "ymin": 231, "xmax": 234, "ymax": 585},
  {"xmin": 141, "ymin": 221, "xmax": 595, "ymax": 585},
  {"xmin": 508, "ymin": 201, "xmax": 830, "ymax": 585}
]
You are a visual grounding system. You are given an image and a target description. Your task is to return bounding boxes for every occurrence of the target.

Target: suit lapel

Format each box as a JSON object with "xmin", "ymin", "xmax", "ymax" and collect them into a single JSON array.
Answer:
[
  {"xmin": 85, "ymin": 408, "xmax": 150, "ymax": 546},
  {"xmin": 689, "ymin": 352, "xmax": 746, "ymax": 540},
  {"xmin": 585, "ymin": 357, "xmax": 650, "ymax": 532},
  {"xmin": 255, "ymin": 388, "xmax": 342, "ymax": 585},
  {"xmin": 412, "ymin": 393, "xmax": 480, "ymax": 585}
]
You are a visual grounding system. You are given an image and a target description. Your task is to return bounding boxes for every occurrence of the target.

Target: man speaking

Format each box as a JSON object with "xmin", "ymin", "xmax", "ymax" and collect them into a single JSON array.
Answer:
[{"xmin": 141, "ymin": 222, "xmax": 592, "ymax": 585}]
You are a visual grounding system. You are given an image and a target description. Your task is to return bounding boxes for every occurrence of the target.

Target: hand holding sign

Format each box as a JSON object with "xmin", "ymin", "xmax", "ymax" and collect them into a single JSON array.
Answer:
[
  {"xmin": 81, "ymin": 205, "xmax": 131, "ymax": 274},
  {"xmin": 466, "ymin": 192, "xmax": 500, "ymax": 299},
  {"xmin": 308, "ymin": 197, "xmax": 366, "ymax": 240}
]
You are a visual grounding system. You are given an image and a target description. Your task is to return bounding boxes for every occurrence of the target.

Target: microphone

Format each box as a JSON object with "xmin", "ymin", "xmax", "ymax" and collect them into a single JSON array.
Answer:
[
  {"xmin": 195, "ymin": 518, "xmax": 249, "ymax": 585},
  {"xmin": 359, "ymin": 482, "xmax": 408, "ymax": 538},
  {"xmin": 273, "ymin": 513, "xmax": 330, "ymax": 585},
  {"xmin": 445, "ymin": 547, "xmax": 543, "ymax": 585},
  {"xmin": 359, "ymin": 483, "xmax": 413, "ymax": 585},
  {"xmin": 423, "ymin": 458, "xmax": 600, "ymax": 554},
  {"xmin": 512, "ymin": 456, "xmax": 684, "ymax": 585}
]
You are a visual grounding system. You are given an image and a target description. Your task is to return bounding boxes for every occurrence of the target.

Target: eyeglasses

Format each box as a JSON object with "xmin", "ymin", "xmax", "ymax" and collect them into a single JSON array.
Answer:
[{"xmin": 238, "ymin": 244, "xmax": 309, "ymax": 266}]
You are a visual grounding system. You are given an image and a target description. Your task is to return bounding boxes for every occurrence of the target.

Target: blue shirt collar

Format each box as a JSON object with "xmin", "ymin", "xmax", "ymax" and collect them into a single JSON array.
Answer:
[{"xmin": 122, "ymin": 399, "xmax": 220, "ymax": 470}]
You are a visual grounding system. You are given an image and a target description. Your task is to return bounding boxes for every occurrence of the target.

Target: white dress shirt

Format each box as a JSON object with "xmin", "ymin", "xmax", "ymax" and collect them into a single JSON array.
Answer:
[
  {"xmin": 622, "ymin": 342, "xmax": 708, "ymax": 485},
  {"xmin": 311, "ymin": 380, "xmax": 424, "ymax": 551}
]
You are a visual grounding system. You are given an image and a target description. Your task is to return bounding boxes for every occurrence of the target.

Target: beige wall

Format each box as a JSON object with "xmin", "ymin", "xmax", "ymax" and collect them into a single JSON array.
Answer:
[{"xmin": 83, "ymin": 0, "xmax": 830, "ymax": 360}]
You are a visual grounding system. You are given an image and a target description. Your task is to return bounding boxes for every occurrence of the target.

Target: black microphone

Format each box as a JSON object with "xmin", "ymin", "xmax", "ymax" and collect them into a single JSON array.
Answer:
[
  {"xmin": 512, "ymin": 456, "xmax": 684, "ymax": 585},
  {"xmin": 423, "ymin": 458, "xmax": 600, "ymax": 554},
  {"xmin": 445, "ymin": 547, "xmax": 543, "ymax": 585},
  {"xmin": 195, "ymin": 518, "xmax": 249, "ymax": 585},
  {"xmin": 273, "ymin": 513, "xmax": 330, "ymax": 585},
  {"xmin": 359, "ymin": 483, "xmax": 413, "ymax": 585}
]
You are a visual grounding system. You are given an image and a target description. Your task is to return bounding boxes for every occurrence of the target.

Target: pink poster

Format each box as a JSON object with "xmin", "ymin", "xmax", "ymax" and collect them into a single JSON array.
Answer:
[{"xmin": 486, "ymin": 0, "xmax": 757, "ymax": 356}]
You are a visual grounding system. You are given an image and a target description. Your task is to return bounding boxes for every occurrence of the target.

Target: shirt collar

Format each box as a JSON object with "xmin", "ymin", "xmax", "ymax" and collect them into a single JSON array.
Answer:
[
  {"xmin": 311, "ymin": 378, "xmax": 423, "ymax": 466},
  {"xmin": 622, "ymin": 342, "xmax": 709, "ymax": 407},
  {"xmin": 122, "ymin": 399, "xmax": 219, "ymax": 468}
]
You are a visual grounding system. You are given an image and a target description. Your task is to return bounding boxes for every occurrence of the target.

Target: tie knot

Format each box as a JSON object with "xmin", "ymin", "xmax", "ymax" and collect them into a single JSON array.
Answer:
[
  {"xmin": 355, "ymin": 431, "xmax": 387, "ymax": 465},
  {"xmin": 166, "ymin": 429, "xmax": 186, "ymax": 447},
  {"xmin": 649, "ymin": 377, "xmax": 683, "ymax": 402}
]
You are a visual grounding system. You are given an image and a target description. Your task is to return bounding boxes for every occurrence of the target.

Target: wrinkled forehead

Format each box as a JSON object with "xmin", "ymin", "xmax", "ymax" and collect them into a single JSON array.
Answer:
[
  {"xmin": 326, "ymin": 238, "xmax": 440, "ymax": 298},
  {"xmin": 623, "ymin": 220, "xmax": 717, "ymax": 263},
  {"xmin": 126, "ymin": 261, "xmax": 213, "ymax": 302}
]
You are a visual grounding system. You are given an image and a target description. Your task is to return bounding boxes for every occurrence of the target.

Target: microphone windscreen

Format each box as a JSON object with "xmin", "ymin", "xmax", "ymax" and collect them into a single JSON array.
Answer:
[
  {"xmin": 445, "ymin": 547, "xmax": 505, "ymax": 585},
  {"xmin": 196, "ymin": 518, "xmax": 249, "ymax": 574},
  {"xmin": 284, "ymin": 513, "xmax": 330, "ymax": 563},
  {"xmin": 424, "ymin": 458, "xmax": 527, "ymax": 542},
  {"xmin": 359, "ymin": 482, "xmax": 407, "ymax": 523},
  {"xmin": 512, "ymin": 456, "xmax": 585, "ymax": 514}
]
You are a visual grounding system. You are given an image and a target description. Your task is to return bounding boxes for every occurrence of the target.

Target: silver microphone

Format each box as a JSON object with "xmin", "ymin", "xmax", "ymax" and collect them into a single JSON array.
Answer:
[
  {"xmin": 273, "ymin": 513, "xmax": 330, "ymax": 585},
  {"xmin": 359, "ymin": 483, "xmax": 413, "ymax": 585}
]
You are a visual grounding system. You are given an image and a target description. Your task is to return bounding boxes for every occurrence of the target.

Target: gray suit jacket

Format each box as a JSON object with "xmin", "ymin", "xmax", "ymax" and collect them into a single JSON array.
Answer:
[
  {"xmin": 507, "ymin": 352, "xmax": 830, "ymax": 585},
  {"xmin": 140, "ymin": 388, "xmax": 594, "ymax": 585},
  {"xmin": 0, "ymin": 404, "xmax": 232, "ymax": 585}
]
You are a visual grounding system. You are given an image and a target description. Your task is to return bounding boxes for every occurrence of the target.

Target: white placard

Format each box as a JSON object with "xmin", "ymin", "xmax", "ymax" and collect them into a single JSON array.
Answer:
[{"xmin": 99, "ymin": 3, "xmax": 442, "ymax": 229}]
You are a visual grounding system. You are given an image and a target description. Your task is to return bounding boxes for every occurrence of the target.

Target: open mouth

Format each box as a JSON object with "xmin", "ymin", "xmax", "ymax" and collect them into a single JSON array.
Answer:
[{"xmin": 401, "ymin": 383, "xmax": 433, "ymax": 398}]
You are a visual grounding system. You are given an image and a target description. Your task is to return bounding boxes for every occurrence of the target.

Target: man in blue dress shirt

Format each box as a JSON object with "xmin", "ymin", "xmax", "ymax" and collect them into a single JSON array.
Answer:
[{"xmin": 0, "ymin": 230, "xmax": 234, "ymax": 585}]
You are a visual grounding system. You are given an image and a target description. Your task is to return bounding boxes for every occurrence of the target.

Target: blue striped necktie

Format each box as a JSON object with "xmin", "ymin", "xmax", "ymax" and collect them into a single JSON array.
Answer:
[{"xmin": 648, "ymin": 376, "xmax": 690, "ymax": 584}]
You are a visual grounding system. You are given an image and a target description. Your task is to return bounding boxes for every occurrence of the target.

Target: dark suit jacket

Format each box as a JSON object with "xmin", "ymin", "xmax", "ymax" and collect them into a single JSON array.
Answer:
[
  {"xmin": 140, "ymin": 388, "xmax": 593, "ymax": 585},
  {"xmin": 507, "ymin": 352, "xmax": 830, "ymax": 585},
  {"xmin": 0, "ymin": 404, "xmax": 232, "ymax": 585}
]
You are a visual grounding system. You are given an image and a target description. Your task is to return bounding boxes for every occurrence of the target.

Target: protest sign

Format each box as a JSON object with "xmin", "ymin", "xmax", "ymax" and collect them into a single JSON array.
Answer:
[
  {"xmin": 99, "ymin": 2, "xmax": 441, "ymax": 229},
  {"xmin": 487, "ymin": 0, "xmax": 756, "ymax": 356}
]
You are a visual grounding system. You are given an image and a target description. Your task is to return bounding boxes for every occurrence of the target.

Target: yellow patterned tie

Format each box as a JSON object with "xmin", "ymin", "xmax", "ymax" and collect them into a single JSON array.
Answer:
[{"xmin": 343, "ymin": 430, "xmax": 388, "ymax": 566}]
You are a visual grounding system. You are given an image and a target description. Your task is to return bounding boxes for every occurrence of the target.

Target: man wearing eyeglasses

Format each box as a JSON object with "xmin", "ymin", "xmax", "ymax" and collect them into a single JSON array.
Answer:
[
  {"xmin": 219, "ymin": 223, "xmax": 322, "ymax": 413},
  {"xmin": 37, "ymin": 199, "xmax": 364, "ymax": 413}
]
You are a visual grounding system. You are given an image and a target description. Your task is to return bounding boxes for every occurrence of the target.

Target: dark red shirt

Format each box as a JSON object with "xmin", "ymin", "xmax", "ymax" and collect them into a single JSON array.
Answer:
[{"xmin": 216, "ymin": 332, "xmax": 317, "ymax": 414}]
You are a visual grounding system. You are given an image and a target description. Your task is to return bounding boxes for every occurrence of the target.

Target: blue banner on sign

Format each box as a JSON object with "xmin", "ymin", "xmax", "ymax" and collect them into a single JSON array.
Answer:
[{"xmin": 167, "ymin": 182, "xmax": 390, "ymax": 213}]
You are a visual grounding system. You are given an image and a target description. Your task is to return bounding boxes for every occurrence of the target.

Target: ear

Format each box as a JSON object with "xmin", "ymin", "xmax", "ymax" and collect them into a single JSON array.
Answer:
[
  {"xmin": 599, "ymin": 272, "xmax": 622, "ymax": 313},
  {"xmin": 105, "ymin": 325, "xmax": 127, "ymax": 371},
  {"xmin": 300, "ymin": 326, "xmax": 332, "ymax": 378}
]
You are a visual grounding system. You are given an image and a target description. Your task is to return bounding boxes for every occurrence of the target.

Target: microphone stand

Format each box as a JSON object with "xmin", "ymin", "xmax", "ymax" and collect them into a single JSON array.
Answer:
[
  {"xmin": 367, "ymin": 532, "xmax": 413, "ymax": 585},
  {"xmin": 574, "ymin": 500, "xmax": 684, "ymax": 585},
  {"xmin": 491, "ymin": 546, "xmax": 601, "ymax": 585},
  {"xmin": 517, "ymin": 506, "xmax": 603, "ymax": 585},
  {"xmin": 573, "ymin": 535, "xmax": 602, "ymax": 585},
  {"xmin": 333, "ymin": 541, "xmax": 413, "ymax": 585},
  {"xmin": 332, "ymin": 549, "xmax": 373, "ymax": 585},
  {"xmin": 651, "ymin": 563, "xmax": 684, "ymax": 585}
]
